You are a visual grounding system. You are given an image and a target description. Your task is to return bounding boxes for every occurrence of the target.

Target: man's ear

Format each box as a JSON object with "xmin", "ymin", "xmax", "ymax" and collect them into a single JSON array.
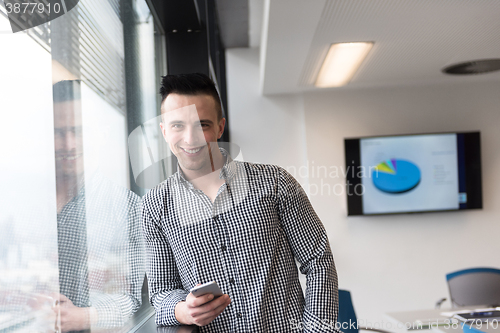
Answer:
[
  {"xmin": 218, "ymin": 118, "xmax": 226, "ymax": 139},
  {"xmin": 159, "ymin": 121, "xmax": 168, "ymax": 141}
]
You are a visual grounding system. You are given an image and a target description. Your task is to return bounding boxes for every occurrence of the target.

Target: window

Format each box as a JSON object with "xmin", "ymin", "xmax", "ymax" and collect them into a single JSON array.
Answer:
[{"xmin": 0, "ymin": 0, "xmax": 165, "ymax": 331}]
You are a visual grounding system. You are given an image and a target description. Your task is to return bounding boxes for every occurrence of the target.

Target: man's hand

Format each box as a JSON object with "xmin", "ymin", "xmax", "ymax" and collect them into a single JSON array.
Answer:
[
  {"xmin": 175, "ymin": 289, "xmax": 231, "ymax": 326},
  {"xmin": 53, "ymin": 294, "xmax": 92, "ymax": 332}
]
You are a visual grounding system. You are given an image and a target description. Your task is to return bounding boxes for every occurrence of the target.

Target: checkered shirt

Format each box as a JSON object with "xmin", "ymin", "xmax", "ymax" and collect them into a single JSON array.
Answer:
[
  {"xmin": 57, "ymin": 172, "xmax": 146, "ymax": 328},
  {"xmin": 143, "ymin": 149, "xmax": 340, "ymax": 333}
]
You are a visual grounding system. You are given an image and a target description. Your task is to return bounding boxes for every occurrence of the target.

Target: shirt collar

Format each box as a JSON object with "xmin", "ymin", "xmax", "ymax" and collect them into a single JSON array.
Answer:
[{"xmin": 176, "ymin": 147, "xmax": 237, "ymax": 186}]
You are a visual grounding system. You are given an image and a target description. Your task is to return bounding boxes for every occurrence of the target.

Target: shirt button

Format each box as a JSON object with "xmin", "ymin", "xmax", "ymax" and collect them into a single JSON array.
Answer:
[
  {"xmin": 229, "ymin": 278, "xmax": 235, "ymax": 284},
  {"xmin": 221, "ymin": 245, "xmax": 227, "ymax": 251},
  {"xmin": 237, "ymin": 312, "xmax": 243, "ymax": 318}
]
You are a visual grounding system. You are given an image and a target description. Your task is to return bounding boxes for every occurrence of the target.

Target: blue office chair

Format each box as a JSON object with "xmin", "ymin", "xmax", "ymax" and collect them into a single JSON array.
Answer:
[
  {"xmin": 338, "ymin": 289, "xmax": 393, "ymax": 333},
  {"xmin": 446, "ymin": 267, "xmax": 500, "ymax": 308},
  {"xmin": 462, "ymin": 325, "xmax": 486, "ymax": 333}
]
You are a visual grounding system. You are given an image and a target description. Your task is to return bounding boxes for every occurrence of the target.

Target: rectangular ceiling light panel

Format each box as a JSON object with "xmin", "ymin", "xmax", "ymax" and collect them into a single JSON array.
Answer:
[{"xmin": 315, "ymin": 42, "xmax": 374, "ymax": 88}]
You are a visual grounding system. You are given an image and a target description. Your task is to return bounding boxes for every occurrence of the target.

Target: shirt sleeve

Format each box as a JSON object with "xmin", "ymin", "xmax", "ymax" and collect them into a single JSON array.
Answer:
[
  {"xmin": 142, "ymin": 191, "xmax": 189, "ymax": 326},
  {"xmin": 89, "ymin": 190, "xmax": 146, "ymax": 329},
  {"xmin": 277, "ymin": 167, "xmax": 341, "ymax": 333}
]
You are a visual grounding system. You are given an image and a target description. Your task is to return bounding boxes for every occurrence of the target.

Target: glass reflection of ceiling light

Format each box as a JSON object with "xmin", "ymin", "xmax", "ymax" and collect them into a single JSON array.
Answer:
[{"xmin": 315, "ymin": 42, "xmax": 374, "ymax": 88}]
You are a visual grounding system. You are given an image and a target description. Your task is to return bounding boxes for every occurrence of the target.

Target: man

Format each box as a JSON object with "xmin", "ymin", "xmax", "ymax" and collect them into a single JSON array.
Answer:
[{"xmin": 143, "ymin": 73, "xmax": 340, "ymax": 332}]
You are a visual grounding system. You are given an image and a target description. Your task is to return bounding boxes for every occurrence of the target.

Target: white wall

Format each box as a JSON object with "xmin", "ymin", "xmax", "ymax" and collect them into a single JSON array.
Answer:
[
  {"xmin": 304, "ymin": 83, "xmax": 500, "ymax": 324},
  {"xmin": 227, "ymin": 47, "xmax": 500, "ymax": 326},
  {"xmin": 226, "ymin": 48, "xmax": 309, "ymax": 187}
]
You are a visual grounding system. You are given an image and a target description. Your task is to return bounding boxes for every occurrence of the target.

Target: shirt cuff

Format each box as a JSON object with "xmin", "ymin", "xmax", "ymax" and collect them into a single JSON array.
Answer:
[
  {"xmin": 90, "ymin": 293, "xmax": 135, "ymax": 328},
  {"xmin": 302, "ymin": 308, "xmax": 341, "ymax": 333},
  {"xmin": 154, "ymin": 290, "xmax": 189, "ymax": 326}
]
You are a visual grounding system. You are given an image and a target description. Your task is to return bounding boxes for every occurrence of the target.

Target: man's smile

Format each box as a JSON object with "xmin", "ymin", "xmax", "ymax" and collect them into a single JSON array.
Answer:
[
  {"xmin": 55, "ymin": 152, "xmax": 83, "ymax": 161},
  {"xmin": 180, "ymin": 146, "xmax": 205, "ymax": 155}
]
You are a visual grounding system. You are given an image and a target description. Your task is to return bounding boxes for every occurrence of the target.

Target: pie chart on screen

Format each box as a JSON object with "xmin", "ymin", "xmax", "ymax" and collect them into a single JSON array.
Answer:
[{"xmin": 371, "ymin": 159, "xmax": 421, "ymax": 194}]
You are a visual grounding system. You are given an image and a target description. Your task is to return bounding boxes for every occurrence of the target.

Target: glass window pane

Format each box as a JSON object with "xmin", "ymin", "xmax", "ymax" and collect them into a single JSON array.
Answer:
[
  {"xmin": 0, "ymin": 0, "xmax": 164, "ymax": 330},
  {"xmin": 0, "ymin": 14, "xmax": 59, "ymax": 332}
]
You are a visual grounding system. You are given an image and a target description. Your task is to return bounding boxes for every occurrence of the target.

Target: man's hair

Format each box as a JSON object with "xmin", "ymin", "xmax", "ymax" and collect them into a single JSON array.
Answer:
[
  {"xmin": 53, "ymin": 80, "xmax": 81, "ymax": 103},
  {"xmin": 160, "ymin": 73, "xmax": 223, "ymax": 121}
]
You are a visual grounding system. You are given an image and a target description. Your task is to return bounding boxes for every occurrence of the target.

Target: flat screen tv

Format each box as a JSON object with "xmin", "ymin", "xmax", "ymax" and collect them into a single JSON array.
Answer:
[{"xmin": 344, "ymin": 132, "xmax": 482, "ymax": 216}]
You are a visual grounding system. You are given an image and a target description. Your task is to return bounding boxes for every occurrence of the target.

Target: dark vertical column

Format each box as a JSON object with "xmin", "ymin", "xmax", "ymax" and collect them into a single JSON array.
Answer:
[
  {"xmin": 121, "ymin": 0, "xmax": 146, "ymax": 197},
  {"xmin": 164, "ymin": 0, "xmax": 208, "ymax": 76},
  {"xmin": 166, "ymin": 30, "xmax": 209, "ymax": 75},
  {"xmin": 204, "ymin": 0, "xmax": 229, "ymax": 142}
]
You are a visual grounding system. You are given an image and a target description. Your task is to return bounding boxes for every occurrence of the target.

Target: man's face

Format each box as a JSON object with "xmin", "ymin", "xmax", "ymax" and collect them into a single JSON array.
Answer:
[
  {"xmin": 54, "ymin": 100, "xmax": 84, "ymax": 179},
  {"xmin": 160, "ymin": 93, "xmax": 225, "ymax": 174}
]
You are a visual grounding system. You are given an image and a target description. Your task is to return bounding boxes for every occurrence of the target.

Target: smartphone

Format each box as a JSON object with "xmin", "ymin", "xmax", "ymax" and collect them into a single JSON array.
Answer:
[{"xmin": 190, "ymin": 281, "xmax": 223, "ymax": 298}]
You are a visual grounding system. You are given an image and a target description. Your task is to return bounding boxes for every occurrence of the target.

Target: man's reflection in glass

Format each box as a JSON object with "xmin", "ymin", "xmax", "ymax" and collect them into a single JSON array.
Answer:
[{"xmin": 53, "ymin": 80, "xmax": 145, "ymax": 332}]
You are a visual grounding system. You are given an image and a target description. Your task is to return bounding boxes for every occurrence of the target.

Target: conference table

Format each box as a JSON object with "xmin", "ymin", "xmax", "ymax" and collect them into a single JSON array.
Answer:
[{"xmin": 386, "ymin": 306, "xmax": 499, "ymax": 333}]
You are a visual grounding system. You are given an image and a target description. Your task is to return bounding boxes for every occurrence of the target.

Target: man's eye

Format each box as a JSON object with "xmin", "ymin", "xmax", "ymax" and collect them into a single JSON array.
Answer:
[{"xmin": 172, "ymin": 124, "xmax": 183, "ymax": 129}]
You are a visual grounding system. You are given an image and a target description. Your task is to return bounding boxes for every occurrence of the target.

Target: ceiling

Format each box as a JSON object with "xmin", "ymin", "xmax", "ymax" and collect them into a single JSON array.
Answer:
[{"xmin": 258, "ymin": 0, "xmax": 500, "ymax": 95}]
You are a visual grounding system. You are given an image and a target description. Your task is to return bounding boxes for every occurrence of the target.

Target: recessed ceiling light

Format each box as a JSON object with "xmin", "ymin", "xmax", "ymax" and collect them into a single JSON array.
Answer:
[
  {"xmin": 443, "ymin": 59, "xmax": 500, "ymax": 75},
  {"xmin": 315, "ymin": 42, "xmax": 374, "ymax": 88}
]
